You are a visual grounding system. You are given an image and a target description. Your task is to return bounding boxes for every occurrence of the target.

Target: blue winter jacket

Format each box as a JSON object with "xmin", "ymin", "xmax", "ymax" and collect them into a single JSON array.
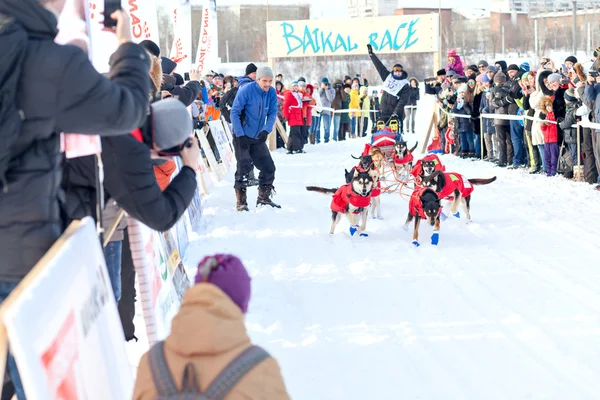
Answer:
[
  {"xmin": 584, "ymin": 82, "xmax": 600, "ymax": 131},
  {"xmin": 231, "ymin": 81, "xmax": 278, "ymax": 139},
  {"xmin": 237, "ymin": 75, "xmax": 254, "ymax": 89}
]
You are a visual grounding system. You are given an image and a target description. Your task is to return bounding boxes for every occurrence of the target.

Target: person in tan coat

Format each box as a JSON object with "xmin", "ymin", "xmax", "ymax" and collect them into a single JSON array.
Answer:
[{"xmin": 133, "ymin": 254, "xmax": 290, "ymax": 400}]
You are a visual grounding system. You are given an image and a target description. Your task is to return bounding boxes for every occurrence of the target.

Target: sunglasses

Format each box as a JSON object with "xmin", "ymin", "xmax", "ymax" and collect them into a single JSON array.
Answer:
[
  {"xmin": 156, "ymin": 137, "xmax": 193, "ymax": 157},
  {"xmin": 393, "ymin": 68, "xmax": 402, "ymax": 73},
  {"xmin": 478, "ymin": 65, "xmax": 486, "ymax": 69},
  {"xmin": 468, "ymin": 81, "xmax": 475, "ymax": 85}
]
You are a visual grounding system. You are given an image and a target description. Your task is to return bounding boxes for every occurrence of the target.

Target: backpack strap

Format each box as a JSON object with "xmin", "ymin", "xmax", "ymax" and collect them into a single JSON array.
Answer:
[
  {"xmin": 202, "ymin": 346, "xmax": 271, "ymax": 400},
  {"xmin": 148, "ymin": 341, "xmax": 179, "ymax": 396}
]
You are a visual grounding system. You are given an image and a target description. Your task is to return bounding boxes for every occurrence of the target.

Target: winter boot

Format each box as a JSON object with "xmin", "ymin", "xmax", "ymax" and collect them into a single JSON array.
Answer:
[
  {"xmin": 309, "ymin": 133, "xmax": 316, "ymax": 144},
  {"xmin": 236, "ymin": 188, "xmax": 249, "ymax": 212},
  {"xmin": 257, "ymin": 184, "xmax": 281, "ymax": 208}
]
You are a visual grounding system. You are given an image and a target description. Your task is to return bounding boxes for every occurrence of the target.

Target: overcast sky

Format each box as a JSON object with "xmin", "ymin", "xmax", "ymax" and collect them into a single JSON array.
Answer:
[{"xmin": 159, "ymin": 0, "xmax": 492, "ymax": 16}]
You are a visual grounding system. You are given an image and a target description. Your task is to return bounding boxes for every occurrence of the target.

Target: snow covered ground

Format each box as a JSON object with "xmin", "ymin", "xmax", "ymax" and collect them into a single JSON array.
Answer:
[{"xmin": 127, "ymin": 109, "xmax": 600, "ymax": 398}]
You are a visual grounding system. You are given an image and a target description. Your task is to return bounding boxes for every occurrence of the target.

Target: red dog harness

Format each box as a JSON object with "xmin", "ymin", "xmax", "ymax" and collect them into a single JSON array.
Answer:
[
  {"xmin": 331, "ymin": 184, "xmax": 371, "ymax": 214},
  {"xmin": 371, "ymin": 181, "xmax": 381, "ymax": 197},
  {"xmin": 408, "ymin": 187, "xmax": 441, "ymax": 219},
  {"xmin": 437, "ymin": 172, "xmax": 474, "ymax": 200},
  {"xmin": 394, "ymin": 151, "xmax": 414, "ymax": 165},
  {"xmin": 411, "ymin": 154, "xmax": 445, "ymax": 184}
]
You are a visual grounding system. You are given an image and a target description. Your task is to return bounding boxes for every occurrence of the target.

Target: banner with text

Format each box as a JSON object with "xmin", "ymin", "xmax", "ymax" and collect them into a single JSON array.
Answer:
[
  {"xmin": 1, "ymin": 218, "xmax": 132, "ymax": 400},
  {"xmin": 195, "ymin": 0, "xmax": 219, "ymax": 75},
  {"xmin": 123, "ymin": 0, "xmax": 160, "ymax": 44},
  {"xmin": 266, "ymin": 14, "xmax": 439, "ymax": 58},
  {"xmin": 170, "ymin": 0, "xmax": 193, "ymax": 73}
]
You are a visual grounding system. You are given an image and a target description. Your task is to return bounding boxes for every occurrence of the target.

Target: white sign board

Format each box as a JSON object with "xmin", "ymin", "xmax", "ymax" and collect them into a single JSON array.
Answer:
[
  {"xmin": 2, "ymin": 218, "xmax": 132, "ymax": 400},
  {"xmin": 208, "ymin": 120, "xmax": 235, "ymax": 172},
  {"xmin": 266, "ymin": 14, "xmax": 439, "ymax": 58}
]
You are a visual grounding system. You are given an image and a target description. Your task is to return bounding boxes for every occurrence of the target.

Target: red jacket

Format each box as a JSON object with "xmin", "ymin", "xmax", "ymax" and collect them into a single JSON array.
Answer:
[
  {"xmin": 409, "ymin": 187, "xmax": 441, "ymax": 219},
  {"xmin": 411, "ymin": 154, "xmax": 445, "ymax": 184},
  {"xmin": 283, "ymin": 90, "xmax": 303, "ymax": 126},
  {"xmin": 331, "ymin": 184, "xmax": 371, "ymax": 213},
  {"xmin": 437, "ymin": 172, "xmax": 474, "ymax": 199},
  {"xmin": 394, "ymin": 152, "xmax": 414, "ymax": 165},
  {"xmin": 541, "ymin": 111, "xmax": 558, "ymax": 144},
  {"xmin": 302, "ymin": 84, "xmax": 316, "ymax": 124}
]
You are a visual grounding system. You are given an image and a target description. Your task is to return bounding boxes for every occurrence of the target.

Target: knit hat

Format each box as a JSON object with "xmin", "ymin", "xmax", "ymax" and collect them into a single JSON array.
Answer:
[
  {"xmin": 245, "ymin": 63, "xmax": 258, "ymax": 75},
  {"xmin": 493, "ymin": 72, "xmax": 506, "ymax": 83},
  {"xmin": 447, "ymin": 48, "xmax": 457, "ymax": 57},
  {"xmin": 547, "ymin": 73, "xmax": 562, "ymax": 83},
  {"xmin": 457, "ymin": 83, "xmax": 468, "ymax": 94},
  {"xmin": 173, "ymin": 73, "xmax": 184, "ymax": 86},
  {"xmin": 519, "ymin": 62, "xmax": 530, "ymax": 72},
  {"xmin": 321, "ymin": 77, "xmax": 329, "ymax": 84},
  {"xmin": 507, "ymin": 64, "xmax": 519, "ymax": 71},
  {"xmin": 149, "ymin": 98, "xmax": 193, "ymax": 151},
  {"xmin": 481, "ymin": 74, "xmax": 491, "ymax": 83},
  {"xmin": 565, "ymin": 55, "xmax": 578, "ymax": 64},
  {"xmin": 486, "ymin": 65, "xmax": 497, "ymax": 73},
  {"xmin": 436, "ymin": 69, "xmax": 446, "ymax": 76},
  {"xmin": 195, "ymin": 254, "xmax": 251, "ymax": 314},
  {"xmin": 564, "ymin": 88, "xmax": 577, "ymax": 102},
  {"xmin": 447, "ymin": 69, "xmax": 457, "ymax": 78},
  {"xmin": 478, "ymin": 60, "xmax": 489, "ymax": 68},
  {"xmin": 594, "ymin": 47, "xmax": 600, "ymax": 57},
  {"xmin": 291, "ymin": 80, "xmax": 299, "ymax": 86},
  {"xmin": 456, "ymin": 76, "xmax": 468, "ymax": 83},
  {"xmin": 140, "ymin": 40, "xmax": 160, "ymax": 57},
  {"xmin": 256, "ymin": 66, "xmax": 274, "ymax": 80},
  {"xmin": 298, "ymin": 77, "xmax": 306, "ymax": 83},
  {"xmin": 466, "ymin": 64, "xmax": 478, "ymax": 73},
  {"xmin": 160, "ymin": 57, "xmax": 177, "ymax": 75},
  {"xmin": 393, "ymin": 63, "xmax": 403, "ymax": 70}
]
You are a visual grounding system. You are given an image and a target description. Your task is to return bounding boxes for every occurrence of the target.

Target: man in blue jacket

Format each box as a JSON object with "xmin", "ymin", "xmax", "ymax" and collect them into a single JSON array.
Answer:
[{"xmin": 231, "ymin": 66, "xmax": 280, "ymax": 210}]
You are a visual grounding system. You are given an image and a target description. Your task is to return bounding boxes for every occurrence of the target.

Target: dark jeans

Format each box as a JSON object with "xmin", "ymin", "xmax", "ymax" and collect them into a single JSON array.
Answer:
[
  {"xmin": 0, "ymin": 281, "xmax": 26, "ymax": 400},
  {"xmin": 234, "ymin": 136, "xmax": 276, "ymax": 189},
  {"xmin": 582, "ymin": 127, "xmax": 598, "ymax": 184},
  {"xmin": 544, "ymin": 142, "xmax": 559, "ymax": 176},
  {"xmin": 104, "ymin": 241, "xmax": 122, "ymax": 302},
  {"xmin": 339, "ymin": 122, "xmax": 350, "ymax": 141},
  {"xmin": 495, "ymin": 124, "xmax": 513, "ymax": 165},
  {"xmin": 567, "ymin": 143, "xmax": 578, "ymax": 166},
  {"xmin": 459, "ymin": 130, "xmax": 474, "ymax": 153},
  {"xmin": 118, "ymin": 229, "xmax": 137, "ymax": 341},
  {"xmin": 510, "ymin": 120, "xmax": 525, "ymax": 167}
]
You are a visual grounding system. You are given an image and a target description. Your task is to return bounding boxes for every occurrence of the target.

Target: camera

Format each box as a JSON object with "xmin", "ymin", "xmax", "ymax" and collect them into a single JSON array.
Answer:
[{"xmin": 590, "ymin": 71, "xmax": 599, "ymax": 78}]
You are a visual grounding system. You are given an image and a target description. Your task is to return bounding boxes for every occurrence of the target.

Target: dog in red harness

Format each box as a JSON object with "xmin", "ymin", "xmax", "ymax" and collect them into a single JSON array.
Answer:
[
  {"xmin": 393, "ymin": 141, "xmax": 418, "ymax": 181},
  {"xmin": 411, "ymin": 154, "xmax": 446, "ymax": 185},
  {"xmin": 422, "ymin": 171, "xmax": 496, "ymax": 223},
  {"xmin": 307, "ymin": 170, "xmax": 374, "ymax": 236},
  {"xmin": 402, "ymin": 187, "xmax": 442, "ymax": 246}
]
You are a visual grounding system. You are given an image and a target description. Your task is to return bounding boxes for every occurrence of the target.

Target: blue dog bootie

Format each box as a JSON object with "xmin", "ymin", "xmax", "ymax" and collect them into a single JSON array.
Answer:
[
  {"xmin": 360, "ymin": 232, "xmax": 369, "ymax": 237},
  {"xmin": 431, "ymin": 231, "xmax": 440, "ymax": 245},
  {"xmin": 412, "ymin": 240, "xmax": 420, "ymax": 247},
  {"xmin": 440, "ymin": 212, "xmax": 448, "ymax": 221},
  {"xmin": 453, "ymin": 211, "xmax": 460, "ymax": 219},
  {"xmin": 349, "ymin": 225, "xmax": 359, "ymax": 236}
]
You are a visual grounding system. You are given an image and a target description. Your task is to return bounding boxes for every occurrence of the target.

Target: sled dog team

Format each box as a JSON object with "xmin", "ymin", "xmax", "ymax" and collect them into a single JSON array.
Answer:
[{"xmin": 307, "ymin": 143, "xmax": 496, "ymax": 247}]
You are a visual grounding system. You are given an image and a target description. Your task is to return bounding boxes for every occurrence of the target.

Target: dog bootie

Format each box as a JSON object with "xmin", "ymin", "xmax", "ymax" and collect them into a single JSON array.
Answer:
[
  {"xmin": 402, "ymin": 224, "xmax": 409, "ymax": 231},
  {"xmin": 349, "ymin": 225, "xmax": 359, "ymax": 236},
  {"xmin": 359, "ymin": 232, "xmax": 369, "ymax": 237},
  {"xmin": 440, "ymin": 212, "xmax": 448, "ymax": 221},
  {"xmin": 412, "ymin": 240, "xmax": 420, "ymax": 247},
  {"xmin": 431, "ymin": 231, "xmax": 439, "ymax": 245},
  {"xmin": 453, "ymin": 212, "xmax": 460, "ymax": 219}
]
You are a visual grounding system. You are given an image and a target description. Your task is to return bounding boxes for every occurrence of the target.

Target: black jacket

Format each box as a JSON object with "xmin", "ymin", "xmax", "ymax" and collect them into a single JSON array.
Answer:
[
  {"xmin": 368, "ymin": 52, "xmax": 409, "ymax": 120},
  {"xmin": 0, "ymin": 0, "xmax": 150, "ymax": 281},
  {"xmin": 162, "ymin": 77, "xmax": 202, "ymax": 107},
  {"xmin": 63, "ymin": 136, "xmax": 197, "ymax": 233},
  {"xmin": 408, "ymin": 86, "xmax": 420, "ymax": 106},
  {"xmin": 490, "ymin": 84, "xmax": 513, "ymax": 126}
]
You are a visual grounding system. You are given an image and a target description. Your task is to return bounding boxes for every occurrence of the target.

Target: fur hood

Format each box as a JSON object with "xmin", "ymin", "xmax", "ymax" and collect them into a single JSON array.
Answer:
[
  {"xmin": 537, "ymin": 69, "xmax": 554, "ymax": 96},
  {"xmin": 149, "ymin": 55, "xmax": 162, "ymax": 95}
]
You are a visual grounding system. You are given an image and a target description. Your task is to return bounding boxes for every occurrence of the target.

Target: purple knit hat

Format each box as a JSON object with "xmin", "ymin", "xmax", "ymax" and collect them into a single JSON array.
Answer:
[{"xmin": 195, "ymin": 254, "xmax": 251, "ymax": 313}]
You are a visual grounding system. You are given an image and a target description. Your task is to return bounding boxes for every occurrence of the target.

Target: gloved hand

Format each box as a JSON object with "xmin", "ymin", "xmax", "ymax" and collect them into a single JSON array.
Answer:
[
  {"xmin": 367, "ymin": 44, "xmax": 373, "ymax": 55},
  {"xmin": 390, "ymin": 113, "xmax": 398, "ymax": 120},
  {"xmin": 237, "ymin": 135, "xmax": 251, "ymax": 150},
  {"xmin": 257, "ymin": 130, "xmax": 269, "ymax": 142}
]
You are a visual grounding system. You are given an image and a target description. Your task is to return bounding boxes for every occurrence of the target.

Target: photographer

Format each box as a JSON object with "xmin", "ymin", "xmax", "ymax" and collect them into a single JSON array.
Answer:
[
  {"xmin": 319, "ymin": 78, "xmax": 335, "ymax": 143},
  {"xmin": 160, "ymin": 57, "xmax": 203, "ymax": 107}
]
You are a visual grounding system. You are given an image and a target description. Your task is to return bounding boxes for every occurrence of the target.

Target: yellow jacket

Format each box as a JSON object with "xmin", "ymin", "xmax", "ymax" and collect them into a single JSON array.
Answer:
[
  {"xmin": 359, "ymin": 86, "xmax": 371, "ymax": 118},
  {"xmin": 349, "ymin": 89, "xmax": 360, "ymax": 117}
]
